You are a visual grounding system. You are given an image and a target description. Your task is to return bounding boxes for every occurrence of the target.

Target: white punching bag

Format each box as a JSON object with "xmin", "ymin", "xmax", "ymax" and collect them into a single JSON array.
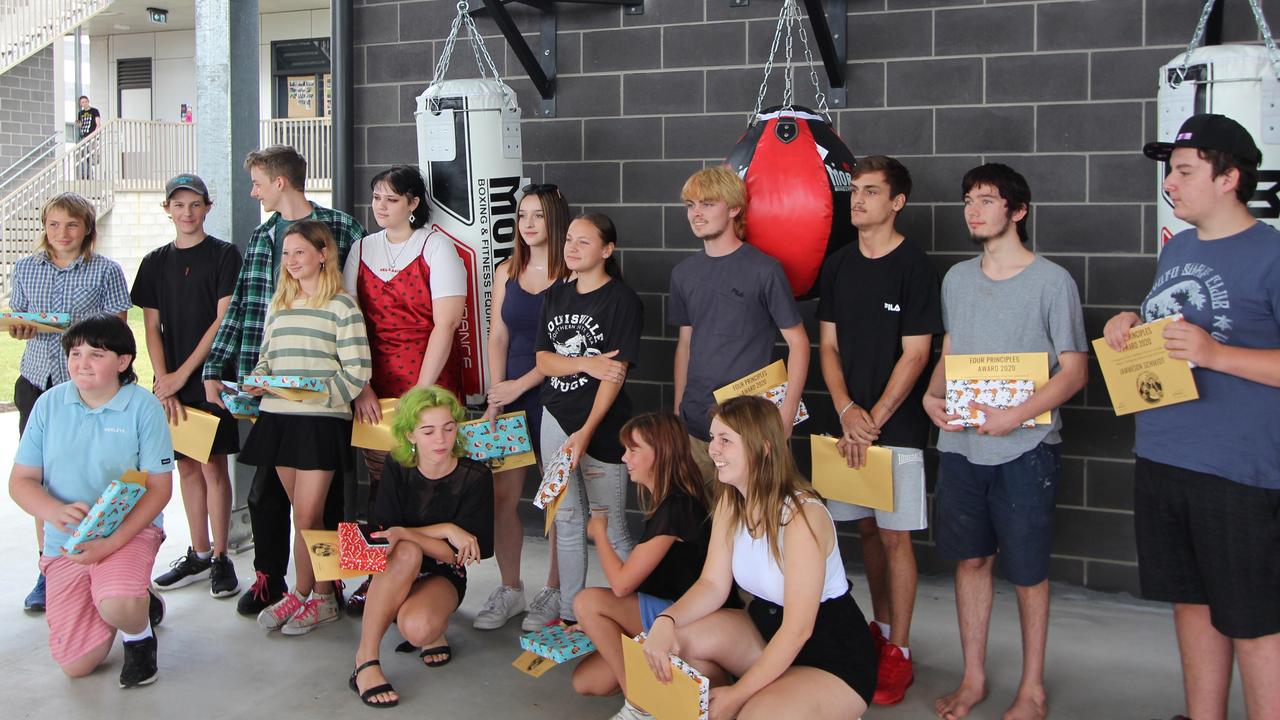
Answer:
[
  {"xmin": 1155, "ymin": 45, "xmax": 1280, "ymax": 251},
  {"xmin": 414, "ymin": 0, "xmax": 524, "ymax": 407}
]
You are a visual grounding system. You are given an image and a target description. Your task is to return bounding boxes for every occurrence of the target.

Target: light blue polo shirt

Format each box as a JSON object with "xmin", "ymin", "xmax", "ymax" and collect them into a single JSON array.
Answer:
[{"xmin": 14, "ymin": 381, "xmax": 174, "ymax": 557}]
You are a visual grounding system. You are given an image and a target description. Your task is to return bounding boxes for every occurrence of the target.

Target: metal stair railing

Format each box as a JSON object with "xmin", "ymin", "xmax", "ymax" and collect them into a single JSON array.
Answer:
[
  {"xmin": 0, "ymin": 0, "xmax": 111, "ymax": 76},
  {"xmin": 0, "ymin": 119, "xmax": 196, "ymax": 300}
]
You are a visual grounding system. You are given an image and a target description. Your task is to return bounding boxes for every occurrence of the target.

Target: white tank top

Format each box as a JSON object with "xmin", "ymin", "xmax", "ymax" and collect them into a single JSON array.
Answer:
[{"xmin": 731, "ymin": 496, "xmax": 849, "ymax": 605}]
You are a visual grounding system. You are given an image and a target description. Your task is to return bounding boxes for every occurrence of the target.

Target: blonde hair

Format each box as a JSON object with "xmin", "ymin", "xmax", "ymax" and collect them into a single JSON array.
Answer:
[
  {"xmin": 680, "ymin": 166, "xmax": 747, "ymax": 238},
  {"xmin": 271, "ymin": 219, "xmax": 343, "ymax": 311},
  {"xmin": 712, "ymin": 395, "xmax": 818, "ymax": 566},
  {"xmin": 38, "ymin": 192, "xmax": 97, "ymax": 259}
]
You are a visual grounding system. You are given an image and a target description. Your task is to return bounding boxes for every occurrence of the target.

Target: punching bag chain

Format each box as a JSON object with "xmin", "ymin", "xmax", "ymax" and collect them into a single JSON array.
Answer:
[
  {"xmin": 1178, "ymin": 0, "xmax": 1280, "ymax": 81},
  {"xmin": 750, "ymin": 0, "xmax": 831, "ymax": 126},
  {"xmin": 432, "ymin": 1, "xmax": 506, "ymax": 88}
]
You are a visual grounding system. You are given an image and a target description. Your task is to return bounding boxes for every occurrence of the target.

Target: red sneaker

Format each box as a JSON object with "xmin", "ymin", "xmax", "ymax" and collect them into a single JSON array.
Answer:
[
  {"xmin": 872, "ymin": 643, "xmax": 914, "ymax": 705},
  {"xmin": 867, "ymin": 621, "xmax": 888, "ymax": 653}
]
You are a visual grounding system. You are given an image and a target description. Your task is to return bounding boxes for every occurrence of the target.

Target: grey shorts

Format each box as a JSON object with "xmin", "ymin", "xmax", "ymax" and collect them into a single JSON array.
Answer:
[{"xmin": 827, "ymin": 445, "xmax": 928, "ymax": 532}]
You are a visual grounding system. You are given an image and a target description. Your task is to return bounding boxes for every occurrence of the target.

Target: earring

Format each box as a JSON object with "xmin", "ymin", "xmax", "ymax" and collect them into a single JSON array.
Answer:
[
  {"xmin": 320, "ymin": 261, "xmax": 325, "ymax": 270},
  {"xmin": 410, "ymin": 443, "xmax": 418, "ymax": 462},
  {"xmin": 409, "ymin": 213, "xmax": 416, "ymax": 224}
]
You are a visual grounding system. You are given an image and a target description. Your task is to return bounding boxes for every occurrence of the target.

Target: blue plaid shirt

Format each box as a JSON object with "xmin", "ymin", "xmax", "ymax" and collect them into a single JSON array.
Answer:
[
  {"xmin": 9, "ymin": 252, "xmax": 131, "ymax": 387},
  {"xmin": 202, "ymin": 203, "xmax": 363, "ymax": 383}
]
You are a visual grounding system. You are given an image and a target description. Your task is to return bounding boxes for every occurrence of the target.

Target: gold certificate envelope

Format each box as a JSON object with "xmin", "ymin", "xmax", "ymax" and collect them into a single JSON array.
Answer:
[
  {"xmin": 168, "ymin": 406, "xmax": 221, "ymax": 464},
  {"xmin": 622, "ymin": 635, "xmax": 707, "ymax": 720},
  {"xmin": 351, "ymin": 398, "xmax": 400, "ymax": 451},
  {"xmin": 1092, "ymin": 315, "xmax": 1198, "ymax": 416},
  {"xmin": 809, "ymin": 435, "xmax": 894, "ymax": 512}
]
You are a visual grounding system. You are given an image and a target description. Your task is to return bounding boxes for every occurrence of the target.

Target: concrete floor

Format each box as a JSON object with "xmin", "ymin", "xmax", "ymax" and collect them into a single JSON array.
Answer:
[{"xmin": 0, "ymin": 412, "xmax": 1246, "ymax": 719}]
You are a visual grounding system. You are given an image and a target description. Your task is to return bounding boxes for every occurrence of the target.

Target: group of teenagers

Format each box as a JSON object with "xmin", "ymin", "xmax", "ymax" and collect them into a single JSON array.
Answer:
[{"xmin": 6, "ymin": 110, "xmax": 1279, "ymax": 720}]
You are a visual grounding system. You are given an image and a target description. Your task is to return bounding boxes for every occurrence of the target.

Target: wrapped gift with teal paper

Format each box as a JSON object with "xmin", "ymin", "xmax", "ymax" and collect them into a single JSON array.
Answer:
[
  {"xmin": 61, "ymin": 476, "xmax": 147, "ymax": 555},
  {"xmin": 520, "ymin": 624, "xmax": 596, "ymax": 663},
  {"xmin": 220, "ymin": 381, "xmax": 260, "ymax": 418},
  {"xmin": 241, "ymin": 375, "xmax": 325, "ymax": 392},
  {"xmin": 459, "ymin": 411, "xmax": 532, "ymax": 461},
  {"xmin": 0, "ymin": 311, "xmax": 71, "ymax": 327}
]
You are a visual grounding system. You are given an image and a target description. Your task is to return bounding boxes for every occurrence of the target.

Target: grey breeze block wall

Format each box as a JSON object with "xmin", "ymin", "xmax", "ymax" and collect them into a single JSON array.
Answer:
[
  {"xmin": 352, "ymin": 0, "xmax": 1266, "ymax": 596},
  {"xmin": 0, "ymin": 47, "xmax": 56, "ymax": 178}
]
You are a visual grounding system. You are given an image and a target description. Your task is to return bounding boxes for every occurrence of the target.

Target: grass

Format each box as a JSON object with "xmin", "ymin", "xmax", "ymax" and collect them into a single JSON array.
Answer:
[{"xmin": 0, "ymin": 307, "xmax": 155, "ymax": 405}]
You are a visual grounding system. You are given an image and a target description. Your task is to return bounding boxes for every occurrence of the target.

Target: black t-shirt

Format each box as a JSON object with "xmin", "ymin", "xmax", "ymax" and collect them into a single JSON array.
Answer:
[
  {"xmin": 130, "ymin": 237, "xmax": 243, "ymax": 404},
  {"xmin": 816, "ymin": 239, "xmax": 942, "ymax": 449},
  {"xmin": 535, "ymin": 277, "xmax": 643, "ymax": 463},
  {"xmin": 636, "ymin": 490, "xmax": 712, "ymax": 601},
  {"xmin": 372, "ymin": 457, "xmax": 495, "ymax": 559},
  {"xmin": 77, "ymin": 107, "xmax": 100, "ymax": 139}
]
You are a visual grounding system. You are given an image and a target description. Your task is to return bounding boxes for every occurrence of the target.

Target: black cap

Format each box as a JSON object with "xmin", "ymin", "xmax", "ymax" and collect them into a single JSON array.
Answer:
[
  {"xmin": 165, "ymin": 173, "xmax": 210, "ymax": 200},
  {"xmin": 1143, "ymin": 113, "xmax": 1262, "ymax": 165}
]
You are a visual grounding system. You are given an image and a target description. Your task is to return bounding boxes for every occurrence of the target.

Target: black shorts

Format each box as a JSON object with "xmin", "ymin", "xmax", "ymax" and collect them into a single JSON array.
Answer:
[
  {"xmin": 418, "ymin": 556, "xmax": 467, "ymax": 605},
  {"xmin": 1135, "ymin": 456, "xmax": 1280, "ymax": 639},
  {"xmin": 747, "ymin": 591, "xmax": 878, "ymax": 706}
]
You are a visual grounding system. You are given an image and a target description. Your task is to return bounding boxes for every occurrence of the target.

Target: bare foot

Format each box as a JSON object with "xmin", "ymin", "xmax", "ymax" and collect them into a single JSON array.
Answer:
[
  {"xmin": 353, "ymin": 660, "xmax": 399, "ymax": 705},
  {"xmin": 935, "ymin": 681, "xmax": 988, "ymax": 720},
  {"xmin": 1002, "ymin": 688, "xmax": 1048, "ymax": 720}
]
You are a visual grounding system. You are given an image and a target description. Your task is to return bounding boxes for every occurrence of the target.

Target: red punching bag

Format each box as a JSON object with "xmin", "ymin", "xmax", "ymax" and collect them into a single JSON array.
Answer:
[{"xmin": 727, "ymin": 106, "xmax": 856, "ymax": 299}]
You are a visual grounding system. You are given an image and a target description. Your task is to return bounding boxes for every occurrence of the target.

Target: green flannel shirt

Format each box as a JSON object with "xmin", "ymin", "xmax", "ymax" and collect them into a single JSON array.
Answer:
[{"xmin": 202, "ymin": 202, "xmax": 364, "ymax": 383}]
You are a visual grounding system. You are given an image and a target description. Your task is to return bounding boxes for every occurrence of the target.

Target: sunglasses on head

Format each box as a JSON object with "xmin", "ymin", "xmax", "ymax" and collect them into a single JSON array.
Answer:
[{"xmin": 521, "ymin": 183, "xmax": 560, "ymax": 195}]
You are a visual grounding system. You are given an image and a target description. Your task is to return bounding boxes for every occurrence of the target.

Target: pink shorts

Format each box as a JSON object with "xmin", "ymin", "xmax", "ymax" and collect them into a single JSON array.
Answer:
[{"xmin": 38, "ymin": 525, "xmax": 164, "ymax": 668}]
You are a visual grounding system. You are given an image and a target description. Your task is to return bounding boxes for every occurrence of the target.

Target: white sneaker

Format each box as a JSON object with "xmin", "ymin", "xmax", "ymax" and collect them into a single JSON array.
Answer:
[
  {"xmin": 521, "ymin": 586, "xmax": 562, "ymax": 632},
  {"xmin": 281, "ymin": 591, "xmax": 341, "ymax": 636},
  {"xmin": 257, "ymin": 591, "xmax": 304, "ymax": 631},
  {"xmin": 473, "ymin": 584, "xmax": 527, "ymax": 630},
  {"xmin": 610, "ymin": 701, "xmax": 654, "ymax": 720}
]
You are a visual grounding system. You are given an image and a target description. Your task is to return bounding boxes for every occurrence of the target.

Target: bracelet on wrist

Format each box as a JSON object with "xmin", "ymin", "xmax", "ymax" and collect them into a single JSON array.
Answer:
[
  {"xmin": 655, "ymin": 613, "xmax": 677, "ymax": 627},
  {"xmin": 838, "ymin": 401, "xmax": 856, "ymax": 419}
]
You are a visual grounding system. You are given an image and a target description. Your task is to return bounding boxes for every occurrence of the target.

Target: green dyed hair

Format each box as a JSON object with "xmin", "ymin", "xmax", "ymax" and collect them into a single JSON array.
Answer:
[{"xmin": 389, "ymin": 385, "xmax": 468, "ymax": 466}]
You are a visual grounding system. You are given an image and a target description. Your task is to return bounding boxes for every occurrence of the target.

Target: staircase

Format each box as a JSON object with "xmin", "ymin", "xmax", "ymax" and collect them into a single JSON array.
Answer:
[
  {"xmin": 1, "ymin": 0, "xmax": 110, "ymax": 76},
  {"xmin": 0, "ymin": 119, "xmax": 195, "ymax": 299}
]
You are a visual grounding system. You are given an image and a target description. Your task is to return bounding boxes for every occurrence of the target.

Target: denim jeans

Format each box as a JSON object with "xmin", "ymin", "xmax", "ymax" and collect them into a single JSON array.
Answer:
[{"xmin": 541, "ymin": 409, "xmax": 634, "ymax": 620}]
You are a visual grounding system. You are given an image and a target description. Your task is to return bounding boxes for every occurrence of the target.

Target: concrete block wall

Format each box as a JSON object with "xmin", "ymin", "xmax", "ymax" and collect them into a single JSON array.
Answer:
[
  {"xmin": 353, "ymin": 0, "xmax": 1267, "ymax": 596},
  {"xmin": 0, "ymin": 47, "xmax": 56, "ymax": 177}
]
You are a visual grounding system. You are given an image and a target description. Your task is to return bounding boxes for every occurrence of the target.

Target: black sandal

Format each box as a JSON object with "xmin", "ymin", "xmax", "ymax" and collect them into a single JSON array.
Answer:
[
  {"xmin": 394, "ymin": 640, "xmax": 417, "ymax": 654},
  {"xmin": 419, "ymin": 645, "xmax": 452, "ymax": 668},
  {"xmin": 349, "ymin": 659, "xmax": 399, "ymax": 708}
]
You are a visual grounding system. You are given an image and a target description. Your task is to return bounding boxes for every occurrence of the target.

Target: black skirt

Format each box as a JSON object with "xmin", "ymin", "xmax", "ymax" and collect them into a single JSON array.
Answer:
[
  {"xmin": 239, "ymin": 411, "xmax": 353, "ymax": 471},
  {"xmin": 747, "ymin": 589, "xmax": 878, "ymax": 706}
]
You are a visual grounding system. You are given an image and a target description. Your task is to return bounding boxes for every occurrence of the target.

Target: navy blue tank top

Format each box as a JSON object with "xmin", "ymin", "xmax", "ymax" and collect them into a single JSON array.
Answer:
[{"xmin": 501, "ymin": 274, "xmax": 545, "ymax": 383}]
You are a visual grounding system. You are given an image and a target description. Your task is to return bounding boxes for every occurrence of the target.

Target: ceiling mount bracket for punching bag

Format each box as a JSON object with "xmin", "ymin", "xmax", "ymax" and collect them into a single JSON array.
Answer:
[{"xmin": 472, "ymin": 0, "xmax": 646, "ymax": 118}]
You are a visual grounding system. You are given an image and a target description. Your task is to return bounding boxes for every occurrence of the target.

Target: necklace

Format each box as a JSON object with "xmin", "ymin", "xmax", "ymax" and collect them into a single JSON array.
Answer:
[{"xmin": 379, "ymin": 233, "xmax": 412, "ymax": 273}]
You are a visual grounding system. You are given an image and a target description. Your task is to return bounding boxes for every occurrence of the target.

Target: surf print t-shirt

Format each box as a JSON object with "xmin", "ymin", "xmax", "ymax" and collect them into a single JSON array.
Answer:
[{"xmin": 1133, "ymin": 223, "xmax": 1280, "ymax": 488}]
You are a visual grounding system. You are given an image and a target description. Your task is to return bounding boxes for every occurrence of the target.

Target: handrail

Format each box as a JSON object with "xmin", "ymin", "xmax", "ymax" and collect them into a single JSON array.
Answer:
[
  {"xmin": 260, "ymin": 117, "xmax": 333, "ymax": 191},
  {"xmin": 0, "ymin": 119, "xmax": 197, "ymax": 299},
  {"xmin": 0, "ymin": 133, "xmax": 62, "ymax": 195},
  {"xmin": 0, "ymin": 0, "xmax": 111, "ymax": 76}
]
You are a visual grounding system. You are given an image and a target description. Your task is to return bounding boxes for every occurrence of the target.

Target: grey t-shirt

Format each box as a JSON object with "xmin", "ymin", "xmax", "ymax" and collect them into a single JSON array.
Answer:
[
  {"xmin": 668, "ymin": 243, "xmax": 803, "ymax": 441},
  {"xmin": 936, "ymin": 254, "xmax": 1087, "ymax": 465}
]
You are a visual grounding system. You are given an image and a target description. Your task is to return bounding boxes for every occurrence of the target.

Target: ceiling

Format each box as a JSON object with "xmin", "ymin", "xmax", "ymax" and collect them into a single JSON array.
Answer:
[{"xmin": 80, "ymin": 0, "xmax": 330, "ymax": 36}]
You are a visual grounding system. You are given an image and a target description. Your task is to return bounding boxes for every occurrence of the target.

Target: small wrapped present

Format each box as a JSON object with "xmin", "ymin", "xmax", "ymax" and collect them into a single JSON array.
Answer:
[
  {"xmin": 945, "ymin": 378, "xmax": 1036, "ymax": 428},
  {"xmin": 532, "ymin": 449, "xmax": 573, "ymax": 510},
  {"xmin": 519, "ymin": 624, "xmax": 595, "ymax": 663},
  {"xmin": 241, "ymin": 374, "xmax": 325, "ymax": 391},
  {"xmin": 0, "ymin": 311, "xmax": 72, "ymax": 333},
  {"xmin": 459, "ymin": 411, "xmax": 532, "ymax": 461},
  {"xmin": 220, "ymin": 381, "xmax": 260, "ymax": 418},
  {"xmin": 761, "ymin": 381, "xmax": 809, "ymax": 425},
  {"xmin": 61, "ymin": 474, "xmax": 148, "ymax": 555},
  {"xmin": 337, "ymin": 522, "xmax": 388, "ymax": 573}
]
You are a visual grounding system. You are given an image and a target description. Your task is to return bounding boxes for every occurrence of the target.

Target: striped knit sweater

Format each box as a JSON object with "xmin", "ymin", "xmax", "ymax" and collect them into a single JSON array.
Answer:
[{"xmin": 251, "ymin": 292, "xmax": 372, "ymax": 419}]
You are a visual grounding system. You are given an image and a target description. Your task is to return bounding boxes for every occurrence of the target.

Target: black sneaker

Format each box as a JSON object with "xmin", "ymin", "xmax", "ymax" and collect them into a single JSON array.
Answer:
[
  {"xmin": 119, "ymin": 634, "xmax": 158, "ymax": 688},
  {"xmin": 153, "ymin": 547, "xmax": 212, "ymax": 590},
  {"xmin": 210, "ymin": 555, "xmax": 240, "ymax": 598},
  {"xmin": 236, "ymin": 571, "xmax": 286, "ymax": 617},
  {"xmin": 148, "ymin": 586, "xmax": 165, "ymax": 628}
]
